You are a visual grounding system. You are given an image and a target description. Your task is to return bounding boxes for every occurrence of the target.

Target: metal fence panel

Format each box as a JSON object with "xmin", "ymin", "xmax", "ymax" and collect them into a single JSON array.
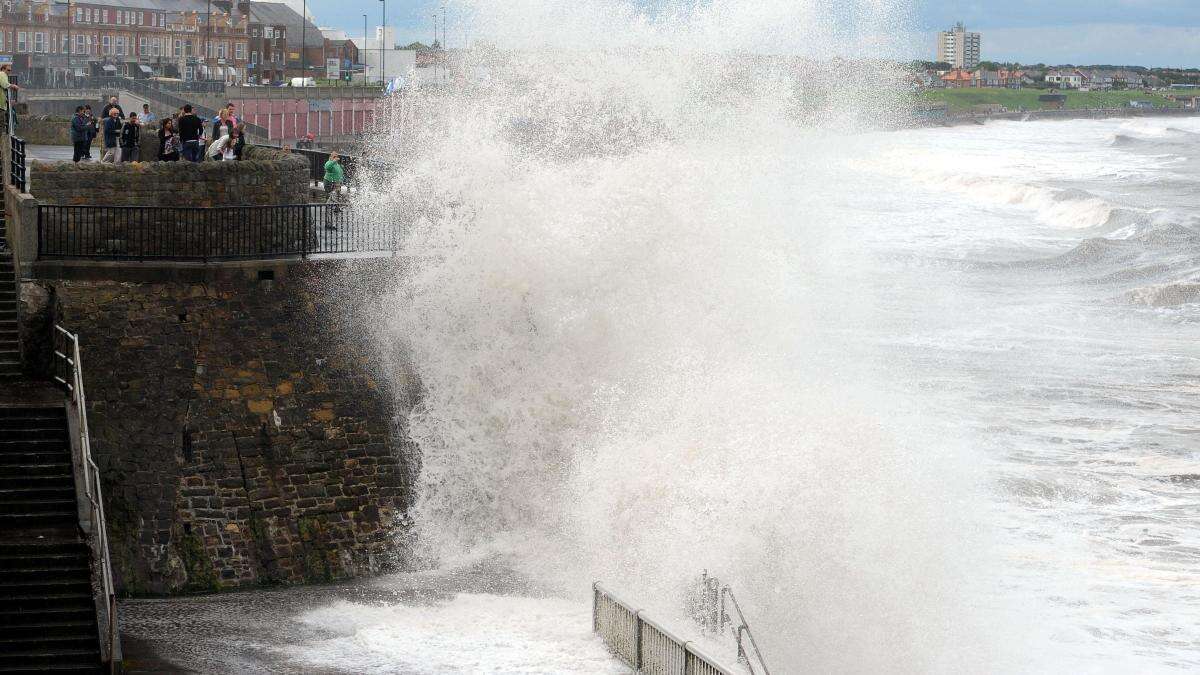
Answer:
[
  {"xmin": 37, "ymin": 203, "xmax": 397, "ymax": 261},
  {"xmin": 592, "ymin": 584, "xmax": 740, "ymax": 675}
]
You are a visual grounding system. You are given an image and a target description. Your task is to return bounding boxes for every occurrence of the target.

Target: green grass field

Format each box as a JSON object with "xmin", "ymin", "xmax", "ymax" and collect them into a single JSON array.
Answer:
[{"xmin": 920, "ymin": 89, "xmax": 1182, "ymax": 113}]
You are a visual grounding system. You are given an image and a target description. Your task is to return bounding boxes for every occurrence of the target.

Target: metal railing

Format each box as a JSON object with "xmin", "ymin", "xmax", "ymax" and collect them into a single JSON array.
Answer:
[
  {"xmin": 692, "ymin": 573, "xmax": 772, "ymax": 675},
  {"xmin": 10, "ymin": 135, "xmax": 26, "ymax": 192},
  {"xmin": 37, "ymin": 203, "xmax": 400, "ymax": 261},
  {"xmin": 52, "ymin": 326, "xmax": 120, "ymax": 673},
  {"xmin": 593, "ymin": 583, "xmax": 741, "ymax": 675}
]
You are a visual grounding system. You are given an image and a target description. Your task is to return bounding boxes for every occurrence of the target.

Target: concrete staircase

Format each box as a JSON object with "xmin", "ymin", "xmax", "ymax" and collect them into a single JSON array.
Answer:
[
  {"xmin": 0, "ymin": 210, "xmax": 20, "ymax": 380},
  {"xmin": 0, "ymin": 406, "xmax": 103, "ymax": 674}
]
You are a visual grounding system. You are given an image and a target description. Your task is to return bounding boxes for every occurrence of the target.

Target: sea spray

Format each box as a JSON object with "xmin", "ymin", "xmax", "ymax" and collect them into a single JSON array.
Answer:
[{"xmin": 355, "ymin": 1, "xmax": 1010, "ymax": 670}]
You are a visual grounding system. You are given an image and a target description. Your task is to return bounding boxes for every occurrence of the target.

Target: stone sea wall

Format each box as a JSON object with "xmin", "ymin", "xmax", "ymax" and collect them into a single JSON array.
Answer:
[
  {"xmin": 33, "ymin": 259, "xmax": 418, "ymax": 595},
  {"xmin": 30, "ymin": 145, "xmax": 308, "ymax": 207}
]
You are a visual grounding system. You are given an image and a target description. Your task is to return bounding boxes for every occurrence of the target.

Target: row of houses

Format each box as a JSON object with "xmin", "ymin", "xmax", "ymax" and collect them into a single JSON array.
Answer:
[
  {"xmin": 923, "ymin": 65, "xmax": 1165, "ymax": 91},
  {"xmin": 0, "ymin": 0, "xmax": 359, "ymax": 86}
]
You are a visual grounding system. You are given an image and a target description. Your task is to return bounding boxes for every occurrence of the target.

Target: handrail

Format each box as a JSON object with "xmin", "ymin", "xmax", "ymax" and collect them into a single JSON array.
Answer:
[
  {"xmin": 694, "ymin": 572, "xmax": 772, "ymax": 675},
  {"xmin": 52, "ymin": 325, "xmax": 119, "ymax": 673},
  {"xmin": 720, "ymin": 587, "xmax": 772, "ymax": 675},
  {"xmin": 593, "ymin": 582, "xmax": 740, "ymax": 675}
]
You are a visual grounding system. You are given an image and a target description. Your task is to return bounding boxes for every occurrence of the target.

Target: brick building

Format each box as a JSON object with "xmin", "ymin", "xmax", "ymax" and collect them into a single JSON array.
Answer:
[{"xmin": 0, "ymin": 0, "xmax": 327, "ymax": 86}]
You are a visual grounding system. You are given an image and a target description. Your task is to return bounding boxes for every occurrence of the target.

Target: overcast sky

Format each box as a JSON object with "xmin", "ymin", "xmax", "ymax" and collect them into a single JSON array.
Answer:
[{"xmin": 293, "ymin": 0, "xmax": 1200, "ymax": 67}]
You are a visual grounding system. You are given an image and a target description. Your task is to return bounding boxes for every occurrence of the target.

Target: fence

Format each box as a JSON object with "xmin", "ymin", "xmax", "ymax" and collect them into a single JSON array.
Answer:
[
  {"xmin": 10, "ymin": 135, "xmax": 26, "ymax": 192},
  {"xmin": 51, "ymin": 326, "xmax": 121, "ymax": 672},
  {"xmin": 37, "ymin": 203, "xmax": 400, "ymax": 261},
  {"xmin": 593, "ymin": 583, "xmax": 740, "ymax": 675}
]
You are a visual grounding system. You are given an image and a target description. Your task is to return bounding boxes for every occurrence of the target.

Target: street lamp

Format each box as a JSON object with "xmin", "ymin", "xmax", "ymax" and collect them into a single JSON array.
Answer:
[
  {"xmin": 205, "ymin": 0, "xmax": 212, "ymax": 82},
  {"xmin": 301, "ymin": 0, "xmax": 306, "ymax": 82},
  {"xmin": 363, "ymin": 14, "xmax": 368, "ymax": 84},
  {"xmin": 380, "ymin": 0, "xmax": 386, "ymax": 85}
]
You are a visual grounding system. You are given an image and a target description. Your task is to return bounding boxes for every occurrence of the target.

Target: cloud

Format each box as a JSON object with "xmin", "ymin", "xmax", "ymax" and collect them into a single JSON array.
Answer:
[{"xmin": 970, "ymin": 23, "xmax": 1200, "ymax": 66}]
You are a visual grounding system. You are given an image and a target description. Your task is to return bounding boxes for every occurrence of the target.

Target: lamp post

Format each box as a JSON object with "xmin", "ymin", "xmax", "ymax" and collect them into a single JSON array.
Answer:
[
  {"xmin": 301, "ymin": 0, "xmax": 306, "ymax": 82},
  {"xmin": 380, "ymin": 0, "xmax": 386, "ymax": 85},
  {"xmin": 362, "ymin": 14, "xmax": 368, "ymax": 84},
  {"xmin": 206, "ymin": 0, "xmax": 212, "ymax": 82}
]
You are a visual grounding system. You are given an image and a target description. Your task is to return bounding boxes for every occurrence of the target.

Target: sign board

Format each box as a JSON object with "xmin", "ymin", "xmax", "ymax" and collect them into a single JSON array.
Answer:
[
  {"xmin": 308, "ymin": 99, "xmax": 333, "ymax": 112},
  {"xmin": 326, "ymin": 58, "xmax": 339, "ymax": 80},
  {"xmin": 0, "ymin": 55, "xmax": 11, "ymax": 64}
]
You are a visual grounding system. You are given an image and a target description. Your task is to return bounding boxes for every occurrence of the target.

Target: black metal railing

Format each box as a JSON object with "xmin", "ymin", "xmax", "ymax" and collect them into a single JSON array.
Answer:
[
  {"xmin": 10, "ymin": 135, "xmax": 26, "ymax": 192},
  {"xmin": 37, "ymin": 203, "xmax": 400, "ymax": 261}
]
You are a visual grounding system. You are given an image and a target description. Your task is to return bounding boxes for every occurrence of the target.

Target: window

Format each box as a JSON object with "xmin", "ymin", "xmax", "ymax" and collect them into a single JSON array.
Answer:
[
  {"xmin": 101, "ymin": 35, "xmax": 111, "ymax": 55},
  {"xmin": 173, "ymin": 39, "xmax": 181, "ymax": 57},
  {"xmin": 139, "ymin": 12, "xmax": 144, "ymax": 26},
  {"xmin": 251, "ymin": 28, "xmax": 258, "ymax": 37},
  {"xmin": 16, "ymin": 32, "xmax": 26, "ymax": 53},
  {"xmin": 33, "ymin": 32, "xmax": 44, "ymax": 53},
  {"xmin": 263, "ymin": 26, "xmax": 272, "ymax": 39},
  {"xmin": 102, "ymin": 9, "xmax": 108, "ymax": 23},
  {"xmin": 60, "ymin": 34, "xmax": 68, "ymax": 54},
  {"xmin": 184, "ymin": 39, "xmax": 193, "ymax": 57},
  {"xmin": 235, "ymin": 43, "xmax": 245, "ymax": 60},
  {"xmin": 250, "ymin": 50, "xmax": 258, "ymax": 65},
  {"xmin": 115, "ymin": 36, "xmax": 125, "ymax": 56},
  {"xmin": 139, "ymin": 37, "xmax": 147, "ymax": 54},
  {"xmin": 115, "ymin": 10, "xmax": 122, "ymax": 24},
  {"xmin": 75, "ymin": 35, "xmax": 84, "ymax": 54},
  {"xmin": 217, "ymin": 41, "xmax": 227, "ymax": 59},
  {"xmin": 152, "ymin": 38, "xmax": 160, "ymax": 57},
  {"xmin": 75, "ymin": 7, "xmax": 83, "ymax": 23}
]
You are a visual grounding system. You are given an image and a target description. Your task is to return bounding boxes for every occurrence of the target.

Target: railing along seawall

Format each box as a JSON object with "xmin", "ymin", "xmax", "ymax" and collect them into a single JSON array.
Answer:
[
  {"xmin": 593, "ymin": 583, "xmax": 741, "ymax": 675},
  {"xmin": 36, "ymin": 203, "xmax": 400, "ymax": 261},
  {"xmin": 52, "ymin": 326, "xmax": 121, "ymax": 672}
]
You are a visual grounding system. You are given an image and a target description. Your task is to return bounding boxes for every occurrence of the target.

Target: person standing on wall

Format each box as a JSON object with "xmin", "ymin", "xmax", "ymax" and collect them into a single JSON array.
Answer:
[
  {"xmin": 101, "ymin": 95, "xmax": 122, "ymax": 120},
  {"xmin": 101, "ymin": 107, "xmax": 122, "ymax": 163},
  {"xmin": 177, "ymin": 105, "xmax": 204, "ymax": 163},
  {"xmin": 158, "ymin": 118, "xmax": 180, "ymax": 162},
  {"xmin": 70, "ymin": 106, "xmax": 90, "ymax": 163},
  {"xmin": 118, "ymin": 112, "xmax": 140, "ymax": 163},
  {"xmin": 323, "ymin": 151, "xmax": 345, "ymax": 225},
  {"xmin": 0, "ymin": 63, "xmax": 20, "ymax": 133},
  {"xmin": 83, "ymin": 105, "xmax": 97, "ymax": 159}
]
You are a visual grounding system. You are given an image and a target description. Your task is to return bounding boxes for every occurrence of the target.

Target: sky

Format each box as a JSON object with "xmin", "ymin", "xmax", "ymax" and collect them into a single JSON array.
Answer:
[{"xmin": 291, "ymin": 0, "xmax": 1200, "ymax": 67}]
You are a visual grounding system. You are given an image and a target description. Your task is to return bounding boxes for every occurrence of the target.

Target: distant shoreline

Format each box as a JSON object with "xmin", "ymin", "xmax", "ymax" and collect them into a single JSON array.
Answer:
[{"xmin": 916, "ymin": 106, "xmax": 1200, "ymax": 128}]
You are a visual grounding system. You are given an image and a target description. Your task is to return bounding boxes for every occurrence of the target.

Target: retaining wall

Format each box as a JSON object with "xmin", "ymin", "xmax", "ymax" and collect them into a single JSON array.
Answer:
[{"xmin": 28, "ymin": 259, "xmax": 418, "ymax": 595}]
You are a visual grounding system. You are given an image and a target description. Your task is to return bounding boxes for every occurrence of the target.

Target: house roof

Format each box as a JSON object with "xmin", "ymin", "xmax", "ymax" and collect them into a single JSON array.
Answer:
[{"xmin": 942, "ymin": 69, "xmax": 974, "ymax": 82}]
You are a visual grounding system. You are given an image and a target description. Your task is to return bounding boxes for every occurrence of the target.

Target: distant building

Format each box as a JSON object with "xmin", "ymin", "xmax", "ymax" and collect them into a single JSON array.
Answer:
[
  {"xmin": 937, "ymin": 22, "xmax": 981, "ymax": 70},
  {"xmin": 941, "ymin": 68, "xmax": 974, "ymax": 89},
  {"xmin": 1046, "ymin": 69, "xmax": 1087, "ymax": 89}
]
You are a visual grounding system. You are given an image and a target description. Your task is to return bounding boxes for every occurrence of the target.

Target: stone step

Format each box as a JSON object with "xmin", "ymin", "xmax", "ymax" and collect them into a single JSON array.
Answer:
[
  {"xmin": 0, "ymin": 485, "xmax": 78, "ymax": 501},
  {"xmin": 0, "ymin": 647, "xmax": 100, "ymax": 671},
  {"xmin": 0, "ymin": 462, "xmax": 72, "ymax": 478},
  {"xmin": 2, "ymin": 566, "xmax": 92, "ymax": 584},
  {"xmin": 0, "ymin": 452, "xmax": 71, "ymax": 466},
  {"xmin": 0, "ymin": 552, "xmax": 89, "ymax": 572},
  {"xmin": 0, "ymin": 621, "xmax": 98, "ymax": 641},
  {"xmin": 0, "ymin": 475, "xmax": 75, "ymax": 490},
  {"xmin": 0, "ymin": 438, "xmax": 70, "ymax": 451},
  {"xmin": 0, "ymin": 606, "xmax": 94, "ymax": 628},
  {"xmin": 0, "ymin": 579, "xmax": 93, "ymax": 599},
  {"xmin": 0, "ymin": 407, "xmax": 65, "ymax": 419},
  {"xmin": 0, "ymin": 592, "xmax": 95, "ymax": 612}
]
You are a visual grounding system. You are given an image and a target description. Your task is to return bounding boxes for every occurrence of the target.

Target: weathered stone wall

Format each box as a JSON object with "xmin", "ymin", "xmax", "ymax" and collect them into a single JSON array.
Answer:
[
  {"xmin": 39, "ymin": 260, "xmax": 418, "ymax": 595},
  {"xmin": 30, "ymin": 146, "xmax": 308, "ymax": 207},
  {"xmin": 15, "ymin": 115, "xmax": 73, "ymax": 145}
]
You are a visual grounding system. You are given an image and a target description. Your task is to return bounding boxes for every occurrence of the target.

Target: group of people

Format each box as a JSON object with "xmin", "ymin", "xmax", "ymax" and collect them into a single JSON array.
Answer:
[{"xmin": 70, "ymin": 96, "xmax": 247, "ymax": 164}]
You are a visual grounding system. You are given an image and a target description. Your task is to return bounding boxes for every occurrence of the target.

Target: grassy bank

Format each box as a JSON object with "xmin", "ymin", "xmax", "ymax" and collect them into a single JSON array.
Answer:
[{"xmin": 920, "ymin": 89, "xmax": 1183, "ymax": 113}]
